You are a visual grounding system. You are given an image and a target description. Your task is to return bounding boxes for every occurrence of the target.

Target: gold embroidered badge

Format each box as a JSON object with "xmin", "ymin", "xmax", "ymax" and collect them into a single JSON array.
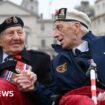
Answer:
[{"xmin": 56, "ymin": 62, "xmax": 67, "ymax": 73}]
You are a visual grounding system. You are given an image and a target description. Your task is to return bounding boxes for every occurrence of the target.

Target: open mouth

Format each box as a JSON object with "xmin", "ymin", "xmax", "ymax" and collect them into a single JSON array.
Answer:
[
  {"xmin": 59, "ymin": 39, "xmax": 64, "ymax": 44},
  {"xmin": 59, "ymin": 38, "xmax": 63, "ymax": 42}
]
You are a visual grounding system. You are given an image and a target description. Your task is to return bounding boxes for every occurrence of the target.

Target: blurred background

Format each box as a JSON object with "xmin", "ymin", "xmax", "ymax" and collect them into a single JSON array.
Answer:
[{"xmin": 0, "ymin": 0, "xmax": 104, "ymax": 58}]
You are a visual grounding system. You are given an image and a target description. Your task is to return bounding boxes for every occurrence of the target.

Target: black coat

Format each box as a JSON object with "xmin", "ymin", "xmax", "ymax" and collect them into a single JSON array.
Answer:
[{"xmin": 0, "ymin": 47, "xmax": 51, "ymax": 105}]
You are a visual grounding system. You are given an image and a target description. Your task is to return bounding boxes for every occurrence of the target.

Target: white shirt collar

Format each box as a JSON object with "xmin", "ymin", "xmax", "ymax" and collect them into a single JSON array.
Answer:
[
  {"xmin": 72, "ymin": 41, "xmax": 89, "ymax": 55},
  {"xmin": 3, "ymin": 52, "xmax": 8, "ymax": 62}
]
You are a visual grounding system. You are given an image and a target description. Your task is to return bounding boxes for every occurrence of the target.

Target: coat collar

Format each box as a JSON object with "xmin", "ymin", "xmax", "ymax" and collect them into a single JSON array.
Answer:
[
  {"xmin": 0, "ymin": 47, "xmax": 3, "ymax": 63},
  {"xmin": 82, "ymin": 31, "xmax": 97, "ymax": 42},
  {"xmin": 16, "ymin": 48, "xmax": 31, "ymax": 62},
  {"xmin": 0, "ymin": 47, "xmax": 31, "ymax": 63}
]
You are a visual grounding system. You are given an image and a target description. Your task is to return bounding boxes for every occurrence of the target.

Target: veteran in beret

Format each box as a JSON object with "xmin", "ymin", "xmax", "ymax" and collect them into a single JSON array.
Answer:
[
  {"xmin": 50, "ymin": 8, "xmax": 105, "ymax": 105},
  {"xmin": 0, "ymin": 16, "xmax": 51, "ymax": 105}
]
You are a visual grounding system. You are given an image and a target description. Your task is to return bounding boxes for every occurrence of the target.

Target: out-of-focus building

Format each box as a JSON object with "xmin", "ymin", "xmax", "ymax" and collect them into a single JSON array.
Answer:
[
  {"xmin": 21, "ymin": 0, "xmax": 55, "ymax": 57},
  {"xmin": 21, "ymin": 0, "xmax": 39, "ymax": 15},
  {"xmin": 91, "ymin": 0, "xmax": 105, "ymax": 35},
  {"xmin": 75, "ymin": 1, "xmax": 94, "ymax": 18},
  {"xmin": 75, "ymin": 0, "xmax": 105, "ymax": 36},
  {"xmin": 37, "ymin": 14, "xmax": 55, "ymax": 57}
]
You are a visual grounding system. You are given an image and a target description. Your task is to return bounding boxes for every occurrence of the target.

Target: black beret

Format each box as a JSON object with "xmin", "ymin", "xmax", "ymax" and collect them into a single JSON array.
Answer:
[{"xmin": 0, "ymin": 16, "xmax": 24, "ymax": 33}]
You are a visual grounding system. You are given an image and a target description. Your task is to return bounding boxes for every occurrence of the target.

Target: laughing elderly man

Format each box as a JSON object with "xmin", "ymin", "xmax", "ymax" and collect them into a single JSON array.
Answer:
[{"xmin": 0, "ymin": 16, "xmax": 51, "ymax": 105}]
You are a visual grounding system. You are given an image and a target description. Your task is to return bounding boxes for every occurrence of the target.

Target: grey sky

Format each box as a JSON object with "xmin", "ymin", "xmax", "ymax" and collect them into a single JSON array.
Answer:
[{"xmin": 9, "ymin": 0, "xmax": 96, "ymax": 19}]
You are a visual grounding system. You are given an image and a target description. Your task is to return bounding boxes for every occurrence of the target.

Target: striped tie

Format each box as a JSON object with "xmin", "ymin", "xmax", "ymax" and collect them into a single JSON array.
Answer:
[{"xmin": 4, "ymin": 55, "xmax": 13, "ymax": 61}]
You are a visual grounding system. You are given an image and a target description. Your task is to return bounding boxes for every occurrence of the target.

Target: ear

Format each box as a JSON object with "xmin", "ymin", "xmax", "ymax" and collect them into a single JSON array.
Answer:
[
  {"xmin": 0, "ymin": 39, "xmax": 1, "ymax": 46},
  {"xmin": 74, "ymin": 22, "xmax": 81, "ymax": 34},
  {"xmin": 0, "ymin": 36, "xmax": 3, "ymax": 46}
]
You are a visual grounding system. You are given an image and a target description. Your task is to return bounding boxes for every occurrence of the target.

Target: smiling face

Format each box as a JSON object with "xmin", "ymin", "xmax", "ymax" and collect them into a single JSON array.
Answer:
[
  {"xmin": 53, "ymin": 21, "xmax": 84, "ymax": 49},
  {"xmin": 0, "ymin": 26, "xmax": 25, "ymax": 55}
]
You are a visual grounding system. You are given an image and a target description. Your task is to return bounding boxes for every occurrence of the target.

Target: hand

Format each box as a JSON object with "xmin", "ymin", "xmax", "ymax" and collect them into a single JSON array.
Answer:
[
  {"xmin": 97, "ymin": 92, "xmax": 105, "ymax": 101},
  {"xmin": 15, "ymin": 70, "xmax": 37, "ymax": 92}
]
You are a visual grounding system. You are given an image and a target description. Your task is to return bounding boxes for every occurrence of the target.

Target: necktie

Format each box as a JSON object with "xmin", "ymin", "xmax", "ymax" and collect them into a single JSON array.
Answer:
[
  {"xmin": 4, "ymin": 55, "xmax": 13, "ymax": 61},
  {"xmin": 75, "ymin": 49, "xmax": 82, "ymax": 56}
]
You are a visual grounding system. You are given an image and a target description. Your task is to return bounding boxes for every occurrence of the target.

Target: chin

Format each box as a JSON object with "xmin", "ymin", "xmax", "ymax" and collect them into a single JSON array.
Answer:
[
  {"xmin": 11, "ymin": 49, "xmax": 23, "ymax": 54},
  {"xmin": 61, "ymin": 45, "xmax": 66, "ymax": 49},
  {"xmin": 62, "ymin": 45, "xmax": 70, "ymax": 49},
  {"xmin": 61, "ymin": 43, "xmax": 65, "ymax": 47}
]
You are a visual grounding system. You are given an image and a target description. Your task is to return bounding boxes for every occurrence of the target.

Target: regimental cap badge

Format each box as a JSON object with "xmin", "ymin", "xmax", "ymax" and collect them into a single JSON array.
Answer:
[
  {"xmin": 55, "ymin": 8, "xmax": 67, "ymax": 20},
  {"xmin": 56, "ymin": 62, "xmax": 67, "ymax": 73},
  {"xmin": 5, "ymin": 17, "xmax": 12, "ymax": 24},
  {"xmin": 13, "ymin": 16, "xmax": 18, "ymax": 23}
]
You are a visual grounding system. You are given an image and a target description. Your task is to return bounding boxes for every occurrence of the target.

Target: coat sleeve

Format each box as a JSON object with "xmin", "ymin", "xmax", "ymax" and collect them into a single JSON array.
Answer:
[
  {"xmin": 29, "ymin": 50, "xmax": 51, "ymax": 85},
  {"xmin": 26, "ymin": 50, "xmax": 53, "ymax": 105},
  {"xmin": 35, "ymin": 52, "xmax": 51, "ymax": 85}
]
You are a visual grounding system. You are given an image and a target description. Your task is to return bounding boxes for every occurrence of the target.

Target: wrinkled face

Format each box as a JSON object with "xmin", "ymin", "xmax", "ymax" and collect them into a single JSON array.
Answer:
[
  {"xmin": 53, "ymin": 21, "xmax": 81, "ymax": 49},
  {"xmin": 0, "ymin": 26, "xmax": 25, "ymax": 55}
]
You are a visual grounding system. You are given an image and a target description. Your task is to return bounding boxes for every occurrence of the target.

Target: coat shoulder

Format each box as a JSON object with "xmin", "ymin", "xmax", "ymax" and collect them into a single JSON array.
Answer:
[{"xmin": 28, "ymin": 49, "xmax": 50, "ymax": 61}]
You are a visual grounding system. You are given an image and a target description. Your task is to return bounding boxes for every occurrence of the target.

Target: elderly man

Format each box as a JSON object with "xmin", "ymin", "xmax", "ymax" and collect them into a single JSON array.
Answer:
[
  {"xmin": 51, "ymin": 8, "xmax": 105, "ymax": 105},
  {"xmin": 0, "ymin": 16, "xmax": 51, "ymax": 105}
]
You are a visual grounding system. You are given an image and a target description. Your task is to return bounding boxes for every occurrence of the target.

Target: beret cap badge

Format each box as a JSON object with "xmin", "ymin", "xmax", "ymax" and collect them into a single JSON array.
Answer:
[
  {"xmin": 5, "ymin": 16, "xmax": 18, "ymax": 24},
  {"xmin": 13, "ymin": 16, "xmax": 18, "ymax": 23}
]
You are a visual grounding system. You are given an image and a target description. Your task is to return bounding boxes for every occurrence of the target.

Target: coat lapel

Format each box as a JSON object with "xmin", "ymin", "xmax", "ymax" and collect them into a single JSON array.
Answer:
[{"xmin": 0, "ymin": 47, "xmax": 3, "ymax": 63}]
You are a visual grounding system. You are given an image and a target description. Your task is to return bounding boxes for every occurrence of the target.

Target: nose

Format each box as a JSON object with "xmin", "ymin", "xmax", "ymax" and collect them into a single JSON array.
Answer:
[
  {"xmin": 53, "ymin": 30, "xmax": 61, "ymax": 38},
  {"xmin": 13, "ymin": 32, "xmax": 20, "ymax": 39}
]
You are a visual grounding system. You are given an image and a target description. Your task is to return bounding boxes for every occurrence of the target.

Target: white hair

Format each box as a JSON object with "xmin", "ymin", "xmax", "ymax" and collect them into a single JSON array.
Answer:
[
  {"xmin": 68, "ymin": 21, "xmax": 90, "ymax": 34},
  {"xmin": 80, "ymin": 25, "xmax": 90, "ymax": 34}
]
